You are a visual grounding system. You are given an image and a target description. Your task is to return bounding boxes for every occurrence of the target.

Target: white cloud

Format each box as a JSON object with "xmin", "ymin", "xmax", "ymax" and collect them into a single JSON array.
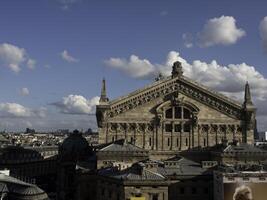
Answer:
[
  {"xmin": 105, "ymin": 50, "xmax": 267, "ymax": 111},
  {"xmin": 0, "ymin": 43, "xmax": 36, "ymax": 73},
  {"xmin": 198, "ymin": 16, "xmax": 246, "ymax": 47},
  {"xmin": 182, "ymin": 33, "xmax": 193, "ymax": 48},
  {"xmin": 61, "ymin": 50, "xmax": 79, "ymax": 63},
  {"xmin": 106, "ymin": 51, "xmax": 267, "ymax": 130},
  {"xmin": 20, "ymin": 87, "xmax": 30, "ymax": 96},
  {"xmin": 259, "ymin": 16, "xmax": 267, "ymax": 54},
  {"xmin": 0, "ymin": 103, "xmax": 45, "ymax": 118},
  {"xmin": 52, "ymin": 95, "xmax": 99, "ymax": 115},
  {"xmin": 27, "ymin": 59, "xmax": 36, "ymax": 69},
  {"xmin": 105, "ymin": 55, "xmax": 156, "ymax": 79},
  {"xmin": 0, "ymin": 43, "xmax": 26, "ymax": 73}
]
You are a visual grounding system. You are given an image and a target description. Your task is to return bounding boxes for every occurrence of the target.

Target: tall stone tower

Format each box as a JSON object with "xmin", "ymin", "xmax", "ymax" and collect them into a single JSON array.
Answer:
[{"xmin": 242, "ymin": 82, "xmax": 256, "ymax": 144}]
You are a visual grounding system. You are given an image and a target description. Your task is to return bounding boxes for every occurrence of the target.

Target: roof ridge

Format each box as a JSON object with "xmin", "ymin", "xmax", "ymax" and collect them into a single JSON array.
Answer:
[{"xmin": 181, "ymin": 76, "xmax": 242, "ymax": 107}]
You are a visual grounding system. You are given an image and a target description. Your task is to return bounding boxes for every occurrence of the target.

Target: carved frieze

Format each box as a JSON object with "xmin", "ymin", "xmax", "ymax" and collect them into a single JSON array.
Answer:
[{"xmin": 107, "ymin": 77, "xmax": 242, "ymax": 119}]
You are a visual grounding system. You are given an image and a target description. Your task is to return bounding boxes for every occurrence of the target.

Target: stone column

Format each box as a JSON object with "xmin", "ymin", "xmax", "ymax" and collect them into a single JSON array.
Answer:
[
  {"xmin": 105, "ymin": 123, "xmax": 108, "ymax": 143},
  {"xmin": 173, "ymin": 121, "xmax": 174, "ymax": 150},
  {"xmin": 153, "ymin": 122, "xmax": 157, "ymax": 150},
  {"xmin": 207, "ymin": 124, "xmax": 211, "ymax": 147},
  {"xmin": 197, "ymin": 125, "xmax": 201, "ymax": 148},
  {"xmin": 190, "ymin": 123, "xmax": 193, "ymax": 149},
  {"xmin": 181, "ymin": 121, "xmax": 184, "ymax": 150},
  {"xmin": 124, "ymin": 123, "xmax": 128, "ymax": 142},
  {"xmin": 162, "ymin": 123, "xmax": 165, "ymax": 151},
  {"xmin": 233, "ymin": 124, "xmax": 237, "ymax": 142},
  {"xmin": 115, "ymin": 123, "xmax": 118, "ymax": 141},
  {"xmin": 214, "ymin": 124, "xmax": 218, "ymax": 145},
  {"xmin": 142, "ymin": 124, "xmax": 146, "ymax": 149},
  {"xmin": 133, "ymin": 123, "xmax": 137, "ymax": 145}
]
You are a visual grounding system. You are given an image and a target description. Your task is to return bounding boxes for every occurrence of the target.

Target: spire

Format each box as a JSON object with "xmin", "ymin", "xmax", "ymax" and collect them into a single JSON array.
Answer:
[
  {"xmin": 244, "ymin": 81, "xmax": 253, "ymax": 106},
  {"xmin": 100, "ymin": 78, "xmax": 109, "ymax": 103}
]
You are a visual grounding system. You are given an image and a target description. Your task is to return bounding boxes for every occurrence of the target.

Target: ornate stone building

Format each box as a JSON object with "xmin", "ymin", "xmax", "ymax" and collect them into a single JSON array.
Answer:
[{"xmin": 96, "ymin": 61, "xmax": 256, "ymax": 151}]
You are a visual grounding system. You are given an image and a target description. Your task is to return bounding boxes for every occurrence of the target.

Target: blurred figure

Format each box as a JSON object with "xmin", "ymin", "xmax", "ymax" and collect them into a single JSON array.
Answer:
[{"xmin": 233, "ymin": 185, "xmax": 253, "ymax": 200}]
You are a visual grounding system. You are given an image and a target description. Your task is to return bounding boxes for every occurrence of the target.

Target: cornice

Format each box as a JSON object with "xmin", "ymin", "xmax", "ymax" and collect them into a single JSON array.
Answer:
[{"xmin": 106, "ymin": 75, "xmax": 243, "ymax": 119}]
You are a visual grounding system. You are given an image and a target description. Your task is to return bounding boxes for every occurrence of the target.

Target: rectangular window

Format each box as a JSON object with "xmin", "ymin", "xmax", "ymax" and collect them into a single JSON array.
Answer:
[
  {"xmin": 174, "ymin": 124, "xmax": 181, "ymax": 132},
  {"xmin": 184, "ymin": 123, "xmax": 190, "ymax": 132},
  {"xmin": 152, "ymin": 194, "xmax": 158, "ymax": 200},
  {"xmin": 183, "ymin": 108, "xmax": 191, "ymax": 119},
  {"xmin": 167, "ymin": 138, "xmax": 170, "ymax": 146},
  {"xmin": 165, "ymin": 108, "xmax": 173, "ymax": 118},
  {"xmin": 175, "ymin": 107, "xmax": 181, "ymax": 118},
  {"xmin": 165, "ymin": 124, "xmax": 172, "ymax": 132}
]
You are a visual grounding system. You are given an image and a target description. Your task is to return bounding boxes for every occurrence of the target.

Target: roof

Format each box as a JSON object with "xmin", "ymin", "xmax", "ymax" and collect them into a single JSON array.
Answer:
[
  {"xmin": 109, "ymin": 74, "xmax": 242, "ymax": 109},
  {"xmin": 99, "ymin": 156, "xmax": 210, "ymax": 181},
  {"xmin": 0, "ymin": 134, "xmax": 9, "ymax": 143},
  {"xmin": 0, "ymin": 173, "xmax": 48, "ymax": 199},
  {"xmin": 159, "ymin": 157, "xmax": 208, "ymax": 176},
  {"xmin": 223, "ymin": 143, "xmax": 266, "ymax": 153},
  {"xmin": 99, "ymin": 164, "xmax": 166, "ymax": 181},
  {"xmin": 99, "ymin": 139, "xmax": 147, "ymax": 152}
]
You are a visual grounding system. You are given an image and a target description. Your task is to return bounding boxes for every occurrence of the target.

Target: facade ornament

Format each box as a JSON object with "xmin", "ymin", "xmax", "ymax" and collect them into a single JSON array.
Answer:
[
  {"xmin": 155, "ymin": 72, "xmax": 164, "ymax": 81},
  {"xmin": 172, "ymin": 61, "xmax": 183, "ymax": 78},
  {"xmin": 99, "ymin": 78, "xmax": 109, "ymax": 104}
]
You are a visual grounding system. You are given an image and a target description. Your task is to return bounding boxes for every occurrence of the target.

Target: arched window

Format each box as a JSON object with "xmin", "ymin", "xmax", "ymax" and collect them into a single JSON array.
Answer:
[
  {"xmin": 183, "ymin": 108, "xmax": 191, "ymax": 119},
  {"xmin": 164, "ymin": 106, "xmax": 192, "ymax": 133},
  {"xmin": 165, "ymin": 108, "xmax": 173, "ymax": 118},
  {"xmin": 175, "ymin": 107, "xmax": 182, "ymax": 119}
]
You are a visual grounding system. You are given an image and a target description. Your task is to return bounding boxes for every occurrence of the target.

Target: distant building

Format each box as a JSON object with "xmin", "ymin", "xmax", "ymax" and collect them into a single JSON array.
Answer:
[
  {"xmin": 258, "ymin": 131, "xmax": 267, "ymax": 141},
  {"xmin": 96, "ymin": 139, "xmax": 149, "ymax": 169},
  {"xmin": 0, "ymin": 134, "xmax": 10, "ymax": 147},
  {"xmin": 0, "ymin": 173, "xmax": 49, "ymax": 200},
  {"xmin": 0, "ymin": 146, "xmax": 58, "ymax": 197},
  {"xmin": 25, "ymin": 61, "xmax": 266, "ymax": 200},
  {"xmin": 97, "ymin": 62, "xmax": 256, "ymax": 154},
  {"xmin": 25, "ymin": 128, "xmax": 36, "ymax": 134},
  {"xmin": 57, "ymin": 130, "xmax": 95, "ymax": 200}
]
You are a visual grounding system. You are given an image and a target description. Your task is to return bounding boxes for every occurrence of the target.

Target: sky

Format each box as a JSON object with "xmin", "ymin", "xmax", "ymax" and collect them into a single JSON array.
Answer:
[{"xmin": 0, "ymin": 0, "xmax": 267, "ymax": 132}]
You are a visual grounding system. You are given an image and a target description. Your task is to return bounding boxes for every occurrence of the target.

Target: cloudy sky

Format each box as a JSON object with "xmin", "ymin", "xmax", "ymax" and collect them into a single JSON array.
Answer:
[{"xmin": 0, "ymin": 0, "xmax": 267, "ymax": 132}]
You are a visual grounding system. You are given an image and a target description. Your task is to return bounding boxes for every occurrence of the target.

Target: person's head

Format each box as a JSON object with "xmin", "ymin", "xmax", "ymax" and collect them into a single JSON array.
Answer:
[{"xmin": 233, "ymin": 185, "xmax": 253, "ymax": 200}]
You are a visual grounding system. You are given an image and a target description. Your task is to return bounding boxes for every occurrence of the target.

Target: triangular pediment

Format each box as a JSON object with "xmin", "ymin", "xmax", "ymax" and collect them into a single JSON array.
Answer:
[{"xmin": 105, "ymin": 75, "xmax": 243, "ymax": 119}]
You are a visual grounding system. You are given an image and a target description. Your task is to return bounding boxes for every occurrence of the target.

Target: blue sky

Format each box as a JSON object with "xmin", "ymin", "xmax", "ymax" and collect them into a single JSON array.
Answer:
[{"xmin": 0, "ymin": 0, "xmax": 267, "ymax": 132}]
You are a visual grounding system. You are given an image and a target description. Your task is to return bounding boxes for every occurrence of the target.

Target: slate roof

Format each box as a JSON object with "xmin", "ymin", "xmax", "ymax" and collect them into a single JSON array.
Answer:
[
  {"xmin": 99, "ymin": 164, "xmax": 165, "ymax": 181},
  {"xmin": 0, "ymin": 134, "xmax": 9, "ymax": 143},
  {"xmin": 223, "ymin": 143, "xmax": 266, "ymax": 153},
  {"xmin": 159, "ymin": 157, "xmax": 208, "ymax": 176},
  {"xmin": 99, "ymin": 139, "xmax": 147, "ymax": 152},
  {"xmin": 99, "ymin": 156, "xmax": 210, "ymax": 181},
  {"xmin": 0, "ymin": 173, "xmax": 49, "ymax": 199}
]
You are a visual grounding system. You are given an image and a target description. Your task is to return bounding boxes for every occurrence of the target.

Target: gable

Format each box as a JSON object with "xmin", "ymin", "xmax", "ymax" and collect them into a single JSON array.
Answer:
[{"xmin": 105, "ymin": 75, "xmax": 243, "ymax": 120}]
